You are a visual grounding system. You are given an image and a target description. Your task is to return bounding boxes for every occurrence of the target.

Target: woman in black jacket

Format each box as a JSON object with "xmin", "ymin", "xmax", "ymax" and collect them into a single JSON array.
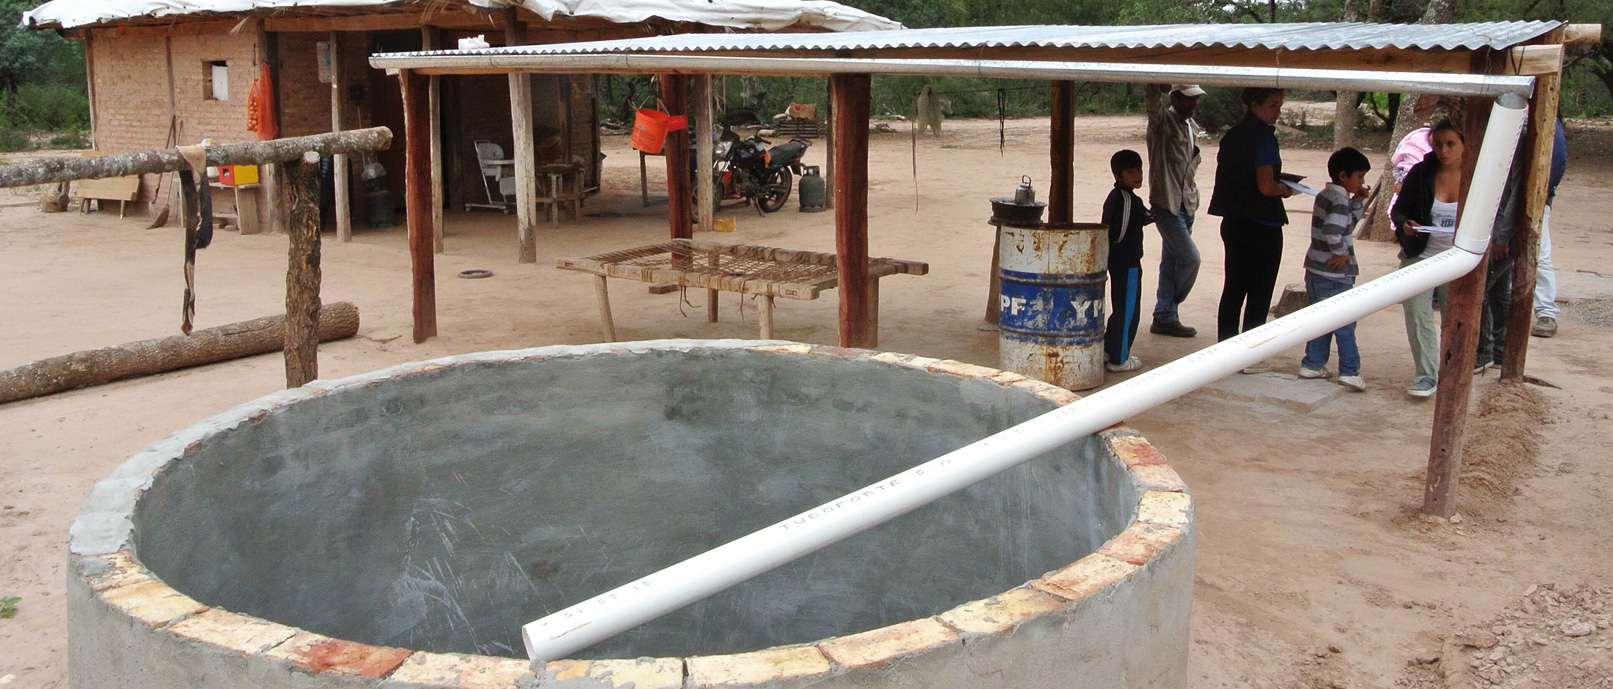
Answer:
[
  {"xmin": 1207, "ymin": 88, "xmax": 1294, "ymax": 373},
  {"xmin": 1389, "ymin": 119, "xmax": 1465, "ymax": 398}
]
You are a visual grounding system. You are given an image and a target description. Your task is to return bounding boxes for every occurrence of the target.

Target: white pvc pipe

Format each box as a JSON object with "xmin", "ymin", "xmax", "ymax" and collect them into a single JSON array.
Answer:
[{"xmin": 521, "ymin": 93, "xmax": 1529, "ymax": 662}]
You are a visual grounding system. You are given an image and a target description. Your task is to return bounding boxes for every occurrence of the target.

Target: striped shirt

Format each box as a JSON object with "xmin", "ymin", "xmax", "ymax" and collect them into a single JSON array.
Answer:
[{"xmin": 1304, "ymin": 183, "xmax": 1363, "ymax": 280}]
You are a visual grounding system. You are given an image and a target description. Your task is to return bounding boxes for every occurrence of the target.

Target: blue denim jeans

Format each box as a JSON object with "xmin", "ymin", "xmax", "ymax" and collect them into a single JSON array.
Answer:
[
  {"xmin": 1301, "ymin": 273, "xmax": 1361, "ymax": 376},
  {"xmin": 1151, "ymin": 204, "xmax": 1200, "ymax": 324}
]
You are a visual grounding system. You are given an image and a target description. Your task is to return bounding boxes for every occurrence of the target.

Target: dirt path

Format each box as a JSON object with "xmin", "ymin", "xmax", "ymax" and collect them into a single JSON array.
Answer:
[{"xmin": 1, "ymin": 113, "xmax": 1610, "ymax": 687}]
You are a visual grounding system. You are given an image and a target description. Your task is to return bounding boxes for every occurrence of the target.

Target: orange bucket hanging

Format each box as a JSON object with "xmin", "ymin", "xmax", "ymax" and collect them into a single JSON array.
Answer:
[{"xmin": 630, "ymin": 98, "xmax": 686, "ymax": 154}]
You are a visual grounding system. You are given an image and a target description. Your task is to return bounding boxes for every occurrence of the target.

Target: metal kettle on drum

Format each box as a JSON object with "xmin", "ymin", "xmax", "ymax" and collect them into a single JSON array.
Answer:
[{"xmin": 1013, "ymin": 175, "xmax": 1036, "ymax": 205}]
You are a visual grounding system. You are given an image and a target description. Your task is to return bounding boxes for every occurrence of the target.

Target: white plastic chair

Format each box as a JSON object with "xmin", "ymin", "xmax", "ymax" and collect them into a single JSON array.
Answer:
[{"xmin": 467, "ymin": 140, "xmax": 516, "ymax": 212}]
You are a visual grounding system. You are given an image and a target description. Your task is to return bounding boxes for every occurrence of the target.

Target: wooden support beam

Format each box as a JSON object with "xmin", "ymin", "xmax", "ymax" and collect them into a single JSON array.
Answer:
[
  {"xmin": 1504, "ymin": 44, "xmax": 1565, "ymax": 76},
  {"xmin": 1563, "ymin": 24, "xmax": 1603, "ymax": 46},
  {"xmin": 824, "ymin": 80, "xmax": 835, "ymax": 210},
  {"xmin": 422, "ymin": 26, "xmax": 445, "ymax": 254},
  {"xmin": 506, "ymin": 14, "xmax": 539, "ymax": 263},
  {"xmin": 402, "ymin": 68, "xmax": 437, "ymax": 343},
  {"xmin": 330, "ymin": 31, "xmax": 353, "ymax": 243},
  {"xmin": 1502, "ymin": 31, "xmax": 1565, "ymax": 381},
  {"xmin": 1048, "ymin": 80, "xmax": 1075, "ymax": 225},
  {"xmin": 0, "ymin": 128, "xmax": 392, "ymax": 188},
  {"xmin": 283, "ymin": 151, "xmax": 323, "ymax": 387},
  {"xmin": 1422, "ymin": 97, "xmax": 1494, "ymax": 518},
  {"xmin": 831, "ymin": 73, "xmax": 872, "ymax": 349},
  {"xmin": 694, "ymin": 74, "xmax": 715, "ymax": 234},
  {"xmin": 661, "ymin": 74, "xmax": 693, "ymax": 240}
]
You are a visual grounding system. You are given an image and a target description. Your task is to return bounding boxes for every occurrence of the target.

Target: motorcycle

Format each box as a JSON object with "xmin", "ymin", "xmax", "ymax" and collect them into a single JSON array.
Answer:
[{"xmin": 695, "ymin": 123, "xmax": 810, "ymax": 214}]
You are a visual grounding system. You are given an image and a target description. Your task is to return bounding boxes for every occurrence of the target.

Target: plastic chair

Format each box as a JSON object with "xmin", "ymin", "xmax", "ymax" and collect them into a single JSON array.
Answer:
[{"xmin": 467, "ymin": 140, "xmax": 515, "ymax": 213}]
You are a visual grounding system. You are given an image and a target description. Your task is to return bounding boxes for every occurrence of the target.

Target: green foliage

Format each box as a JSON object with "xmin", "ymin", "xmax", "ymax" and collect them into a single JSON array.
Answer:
[
  {"xmin": 0, "ymin": 595, "xmax": 19, "ymax": 618},
  {"xmin": 48, "ymin": 129, "xmax": 88, "ymax": 149},
  {"xmin": 9, "ymin": 83, "xmax": 89, "ymax": 130},
  {"xmin": 1193, "ymin": 87, "xmax": 1246, "ymax": 134},
  {"xmin": 0, "ymin": 127, "xmax": 29, "ymax": 152},
  {"xmin": 0, "ymin": 0, "xmax": 84, "ymax": 92}
]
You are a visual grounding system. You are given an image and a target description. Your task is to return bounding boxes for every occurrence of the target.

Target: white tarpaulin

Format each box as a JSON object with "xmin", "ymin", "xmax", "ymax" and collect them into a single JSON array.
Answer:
[{"xmin": 21, "ymin": 0, "xmax": 903, "ymax": 32}]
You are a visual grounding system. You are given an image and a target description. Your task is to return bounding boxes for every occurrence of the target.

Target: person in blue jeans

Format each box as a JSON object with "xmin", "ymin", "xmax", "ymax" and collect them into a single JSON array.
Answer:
[
  {"xmin": 1298, "ymin": 147, "xmax": 1372, "ymax": 391},
  {"xmin": 1144, "ymin": 84, "xmax": 1204, "ymax": 338}
]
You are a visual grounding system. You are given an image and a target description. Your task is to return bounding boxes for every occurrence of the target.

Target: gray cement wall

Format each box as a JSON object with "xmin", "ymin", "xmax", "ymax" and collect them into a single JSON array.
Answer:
[{"xmin": 68, "ymin": 341, "xmax": 1194, "ymax": 689}]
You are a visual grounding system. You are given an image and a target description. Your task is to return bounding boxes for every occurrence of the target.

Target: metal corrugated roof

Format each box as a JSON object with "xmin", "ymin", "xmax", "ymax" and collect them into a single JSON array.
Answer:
[{"xmin": 390, "ymin": 21, "xmax": 1559, "ymax": 58}]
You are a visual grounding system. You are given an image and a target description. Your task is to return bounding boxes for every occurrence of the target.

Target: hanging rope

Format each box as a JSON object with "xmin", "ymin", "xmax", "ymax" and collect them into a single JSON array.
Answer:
[{"xmin": 997, "ymin": 88, "xmax": 1007, "ymax": 156}]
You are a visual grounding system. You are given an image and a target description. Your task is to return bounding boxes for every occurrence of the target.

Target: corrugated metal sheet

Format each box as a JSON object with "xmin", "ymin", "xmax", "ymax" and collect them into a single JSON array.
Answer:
[
  {"xmin": 21, "ymin": 0, "xmax": 903, "ymax": 32},
  {"xmin": 391, "ymin": 21, "xmax": 1560, "ymax": 58}
]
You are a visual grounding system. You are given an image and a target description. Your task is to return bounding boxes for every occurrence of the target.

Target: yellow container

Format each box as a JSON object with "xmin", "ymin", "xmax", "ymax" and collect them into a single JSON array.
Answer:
[
  {"xmin": 221, "ymin": 164, "xmax": 260, "ymax": 186},
  {"xmin": 714, "ymin": 217, "xmax": 737, "ymax": 233}
]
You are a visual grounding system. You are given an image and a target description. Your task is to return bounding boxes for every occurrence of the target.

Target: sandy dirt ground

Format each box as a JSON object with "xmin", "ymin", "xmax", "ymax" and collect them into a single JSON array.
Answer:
[{"xmin": 1, "ymin": 112, "xmax": 1611, "ymax": 688}]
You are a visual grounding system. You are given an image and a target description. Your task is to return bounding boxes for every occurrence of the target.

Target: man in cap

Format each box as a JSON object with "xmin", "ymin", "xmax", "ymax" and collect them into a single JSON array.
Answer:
[{"xmin": 1144, "ymin": 83, "xmax": 1205, "ymax": 337}]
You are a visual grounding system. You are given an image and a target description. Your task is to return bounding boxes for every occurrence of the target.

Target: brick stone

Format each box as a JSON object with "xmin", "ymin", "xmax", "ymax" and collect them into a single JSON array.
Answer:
[
  {"xmin": 266, "ymin": 632, "xmax": 413, "ymax": 677},
  {"xmin": 936, "ymin": 587, "xmax": 1066, "ymax": 635},
  {"xmin": 817, "ymin": 619, "xmax": 959, "ymax": 669},
  {"xmin": 1010, "ymin": 378, "xmax": 1079, "ymax": 405},
  {"xmin": 1107, "ymin": 435, "xmax": 1166, "ymax": 466},
  {"xmin": 1098, "ymin": 522, "xmax": 1185, "ymax": 566},
  {"xmin": 1032, "ymin": 553, "xmax": 1138, "ymax": 601},
  {"xmin": 686, "ymin": 646, "xmax": 833, "ymax": 686},
  {"xmin": 387, "ymin": 652, "xmax": 530, "ymax": 689},
  {"xmin": 925, "ymin": 359, "xmax": 1004, "ymax": 380},
  {"xmin": 1097, "ymin": 422, "xmax": 1140, "ymax": 438},
  {"xmin": 544, "ymin": 660, "xmax": 589, "ymax": 682},
  {"xmin": 869, "ymin": 352, "xmax": 916, "ymax": 366},
  {"xmin": 581, "ymin": 658, "xmax": 683, "ymax": 688},
  {"xmin": 751, "ymin": 343, "xmax": 812, "ymax": 355},
  {"xmin": 169, "ymin": 609, "xmax": 296, "ymax": 654},
  {"xmin": 83, "ymin": 551, "xmax": 152, "ymax": 592},
  {"xmin": 1136, "ymin": 490, "xmax": 1193, "ymax": 528},
  {"xmin": 100, "ymin": 580, "xmax": 208, "ymax": 627},
  {"xmin": 1130, "ymin": 464, "xmax": 1188, "ymax": 493}
]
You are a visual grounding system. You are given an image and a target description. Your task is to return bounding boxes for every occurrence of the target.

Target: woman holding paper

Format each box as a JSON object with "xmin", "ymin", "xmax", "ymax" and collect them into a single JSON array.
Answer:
[
  {"xmin": 1208, "ymin": 88, "xmax": 1294, "ymax": 371},
  {"xmin": 1390, "ymin": 119, "xmax": 1465, "ymax": 398}
]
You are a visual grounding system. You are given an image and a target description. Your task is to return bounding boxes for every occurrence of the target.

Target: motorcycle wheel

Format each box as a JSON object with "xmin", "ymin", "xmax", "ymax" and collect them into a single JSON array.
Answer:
[{"xmin": 757, "ymin": 168, "xmax": 792, "ymax": 213}]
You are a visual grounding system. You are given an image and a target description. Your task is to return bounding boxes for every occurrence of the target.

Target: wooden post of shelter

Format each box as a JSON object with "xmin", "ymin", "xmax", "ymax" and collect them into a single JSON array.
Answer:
[
  {"xmin": 423, "ymin": 26, "xmax": 446, "ymax": 254},
  {"xmin": 283, "ymin": 151, "xmax": 323, "ymax": 386},
  {"xmin": 506, "ymin": 10, "xmax": 539, "ymax": 264},
  {"xmin": 694, "ymin": 74, "xmax": 715, "ymax": 234},
  {"xmin": 403, "ymin": 69, "xmax": 437, "ymax": 343},
  {"xmin": 1048, "ymin": 80, "xmax": 1075, "ymax": 225},
  {"xmin": 831, "ymin": 73, "xmax": 872, "ymax": 349},
  {"xmin": 1422, "ymin": 95, "xmax": 1494, "ymax": 518},
  {"xmin": 330, "ymin": 31, "xmax": 353, "ymax": 243},
  {"xmin": 824, "ymin": 80, "xmax": 835, "ymax": 210},
  {"xmin": 1500, "ymin": 27, "xmax": 1565, "ymax": 381},
  {"xmin": 661, "ymin": 74, "xmax": 693, "ymax": 241}
]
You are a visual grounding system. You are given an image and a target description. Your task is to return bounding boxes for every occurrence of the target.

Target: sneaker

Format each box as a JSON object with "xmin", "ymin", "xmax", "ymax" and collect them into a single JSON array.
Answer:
[
  {"xmin": 1473, "ymin": 359, "xmax": 1490, "ymax": 376},
  {"xmin": 1298, "ymin": 366, "xmax": 1330, "ymax": 380},
  {"xmin": 1531, "ymin": 316, "xmax": 1557, "ymax": 338},
  {"xmin": 1149, "ymin": 320, "xmax": 1198, "ymax": 338},
  {"xmin": 1338, "ymin": 375, "xmax": 1366, "ymax": 391},
  {"xmin": 1105, "ymin": 356, "xmax": 1143, "ymax": 372},
  {"xmin": 1241, "ymin": 360, "xmax": 1272, "ymax": 374},
  {"xmin": 1407, "ymin": 377, "xmax": 1437, "ymax": 398}
]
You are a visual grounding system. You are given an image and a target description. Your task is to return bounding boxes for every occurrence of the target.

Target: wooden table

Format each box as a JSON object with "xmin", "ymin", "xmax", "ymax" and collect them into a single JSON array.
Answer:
[
  {"xmin": 208, "ymin": 181, "xmax": 263, "ymax": 234},
  {"xmin": 556, "ymin": 239, "xmax": 927, "ymax": 344}
]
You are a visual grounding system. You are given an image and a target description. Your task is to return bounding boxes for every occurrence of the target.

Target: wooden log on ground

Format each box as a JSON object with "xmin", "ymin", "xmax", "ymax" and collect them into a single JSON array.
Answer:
[
  {"xmin": 0, "ymin": 128, "xmax": 392, "ymax": 189},
  {"xmin": 284, "ymin": 151, "xmax": 322, "ymax": 388},
  {"xmin": 0, "ymin": 302, "xmax": 360, "ymax": 405}
]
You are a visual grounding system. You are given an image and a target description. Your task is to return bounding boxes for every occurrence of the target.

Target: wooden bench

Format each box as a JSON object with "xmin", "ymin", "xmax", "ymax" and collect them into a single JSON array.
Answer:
[
  {"xmin": 75, "ymin": 176, "xmax": 140, "ymax": 218},
  {"xmin": 556, "ymin": 239, "xmax": 927, "ymax": 344}
]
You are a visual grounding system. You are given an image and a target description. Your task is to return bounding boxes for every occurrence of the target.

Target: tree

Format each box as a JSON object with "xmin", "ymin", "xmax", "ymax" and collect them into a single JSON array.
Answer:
[{"xmin": 0, "ymin": 0, "xmax": 81, "ymax": 94}]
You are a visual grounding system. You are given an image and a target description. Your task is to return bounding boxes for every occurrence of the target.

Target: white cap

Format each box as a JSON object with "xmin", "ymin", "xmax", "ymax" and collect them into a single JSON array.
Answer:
[{"xmin": 1170, "ymin": 84, "xmax": 1206, "ymax": 97}]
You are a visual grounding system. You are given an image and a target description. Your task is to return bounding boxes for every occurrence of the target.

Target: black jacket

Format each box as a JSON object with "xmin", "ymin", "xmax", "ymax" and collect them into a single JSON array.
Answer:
[
  {"xmin": 1207, "ymin": 112, "xmax": 1287, "ymax": 226},
  {"xmin": 1390, "ymin": 157, "xmax": 1440, "ymax": 258},
  {"xmin": 1103, "ymin": 183, "xmax": 1152, "ymax": 267}
]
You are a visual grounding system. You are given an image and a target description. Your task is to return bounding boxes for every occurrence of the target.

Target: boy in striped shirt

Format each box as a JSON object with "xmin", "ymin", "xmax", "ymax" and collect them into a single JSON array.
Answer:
[{"xmin": 1298, "ymin": 147, "xmax": 1371, "ymax": 391}]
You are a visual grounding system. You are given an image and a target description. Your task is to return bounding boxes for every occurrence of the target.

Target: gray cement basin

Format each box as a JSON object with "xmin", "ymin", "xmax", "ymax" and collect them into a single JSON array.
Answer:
[{"xmin": 68, "ymin": 340, "xmax": 1195, "ymax": 689}]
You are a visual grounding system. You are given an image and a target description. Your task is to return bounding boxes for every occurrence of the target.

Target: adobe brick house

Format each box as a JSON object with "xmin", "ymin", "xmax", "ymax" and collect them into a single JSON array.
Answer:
[{"xmin": 22, "ymin": 0, "xmax": 898, "ymax": 236}]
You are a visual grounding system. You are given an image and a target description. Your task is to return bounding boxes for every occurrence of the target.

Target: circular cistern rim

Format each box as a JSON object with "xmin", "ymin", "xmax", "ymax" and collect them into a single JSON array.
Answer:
[{"xmin": 68, "ymin": 339, "xmax": 1192, "ymax": 688}]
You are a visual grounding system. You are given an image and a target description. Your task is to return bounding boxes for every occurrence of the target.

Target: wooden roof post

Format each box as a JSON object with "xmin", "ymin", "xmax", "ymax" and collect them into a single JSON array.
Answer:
[
  {"xmin": 506, "ymin": 10, "xmax": 538, "ymax": 263},
  {"xmin": 402, "ymin": 68, "xmax": 437, "ymax": 343},
  {"xmin": 661, "ymin": 74, "xmax": 693, "ymax": 240},
  {"xmin": 329, "ymin": 31, "xmax": 353, "ymax": 243},
  {"xmin": 422, "ymin": 26, "xmax": 445, "ymax": 254},
  {"xmin": 824, "ymin": 79, "xmax": 835, "ymax": 210},
  {"xmin": 283, "ymin": 151, "xmax": 322, "ymax": 387},
  {"xmin": 831, "ymin": 73, "xmax": 871, "ymax": 349},
  {"xmin": 1501, "ymin": 26, "xmax": 1565, "ymax": 380},
  {"xmin": 1421, "ymin": 94, "xmax": 1494, "ymax": 518},
  {"xmin": 1048, "ymin": 80, "xmax": 1075, "ymax": 224},
  {"xmin": 694, "ymin": 74, "xmax": 715, "ymax": 234}
]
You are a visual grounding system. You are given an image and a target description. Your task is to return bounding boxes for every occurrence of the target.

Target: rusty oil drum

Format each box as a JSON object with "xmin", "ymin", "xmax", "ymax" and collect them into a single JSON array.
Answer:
[{"xmin": 997, "ymin": 222, "xmax": 1109, "ymax": 391}]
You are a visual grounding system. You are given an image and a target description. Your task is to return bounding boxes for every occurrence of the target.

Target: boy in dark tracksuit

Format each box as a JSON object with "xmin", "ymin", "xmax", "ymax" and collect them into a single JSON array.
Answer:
[{"xmin": 1103, "ymin": 150, "xmax": 1153, "ymax": 373}]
